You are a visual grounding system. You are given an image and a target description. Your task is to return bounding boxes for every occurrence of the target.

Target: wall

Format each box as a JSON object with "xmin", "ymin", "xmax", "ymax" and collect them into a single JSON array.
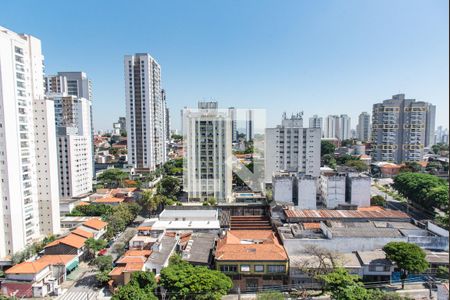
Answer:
[
  {"xmin": 283, "ymin": 236, "xmax": 408, "ymax": 254},
  {"xmin": 273, "ymin": 177, "xmax": 294, "ymax": 203},
  {"xmin": 297, "ymin": 177, "xmax": 317, "ymax": 209}
]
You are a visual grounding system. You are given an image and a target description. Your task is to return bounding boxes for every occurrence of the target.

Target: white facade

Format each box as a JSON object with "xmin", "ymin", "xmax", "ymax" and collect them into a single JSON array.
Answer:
[
  {"xmin": 339, "ymin": 114, "xmax": 351, "ymax": 141},
  {"xmin": 265, "ymin": 113, "xmax": 321, "ymax": 183},
  {"xmin": 356, "ymin": 112, "xmax": 371, "ymax": 142},
  {"xmin": 33, "ymin": 98, "xmax": 61, "ymax": 235},
  {"xmin": 51, "ymin": 94, "xmax": 93, "ymax": 199},
  {"xmin": 0, "ymin": 26, "xmax": 60, "ymax": 257},
  {"xmin": 346, "ymin": 173, "xmax": 371, "ymax": 207},
  {"xmin": 124, "ymin": 53, "xmax": 166, "ymax": 171},
  {"xmin": 273, "ymin": 175, "xmax": 295, "ymax": 204},
  {"xmin": 319, "ymin": 174, "xmax": 346, "ymax": 208},
  {"xmin": 183, "ymin": 102, "xmax": 232, "ymax": 203},
  {"xmin": 57, "ymin": 133, "xmax": 92, "ymax": 199},
  {"xmin": 297, "ymin": 175, "xmax": 317, "ymax": 209}
]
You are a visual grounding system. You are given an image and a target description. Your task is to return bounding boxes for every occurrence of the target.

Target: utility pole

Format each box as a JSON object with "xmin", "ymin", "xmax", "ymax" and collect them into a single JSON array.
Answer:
[{"xmin": 237, "ymin": 286, "xmax": 241, "ymax": 300}]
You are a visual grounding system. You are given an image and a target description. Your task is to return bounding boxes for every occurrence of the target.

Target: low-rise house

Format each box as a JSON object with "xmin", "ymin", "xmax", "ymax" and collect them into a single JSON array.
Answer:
[
  {"xmin": 109, "ymin": 250, "xmax": 152, "ymax": 287},
  {"xmin": 70, "ymin": 227, "xmax": 94, "ymax": 239},
  {"xmin": 145, "ymin": 232, "xmax": 178, "ymax": 275},
  {"xmin": 44, "ymin": 234, "xmax": 86, "ymax": 258},
  {"xmin": 355, "ymin": 250, "xmax": 394, "ymax": 282},
  {"xmin": 180, "ymin": 232, "xmax": 216, "ymax": 266},
  {"xmin": 1, "ymin": 255, "xmax": 77, "ymax": 298},
  {"xmin": 150, "ymin": 209, "xmax": 221, "ymax": 232},
  {"xmin": 215, "ymin": 230, "xmax": 288, "ymax": 292},
  {"xmin": 60, "ymin": 216, "xmax": 95, "ymax": 230},
  {"xmin": 288, "ymin": 252, "xmax": 362, "ymax": 289},
  {"xmin": 79, "ymin": 218, "xmax": 108, "ymax": 239},
  {"xmin": 92, "ymin": 197, "xmax": 124, "ymax": 206}
]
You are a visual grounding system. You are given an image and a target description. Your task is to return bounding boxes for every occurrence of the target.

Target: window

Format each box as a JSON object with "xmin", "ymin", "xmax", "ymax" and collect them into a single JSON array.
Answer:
[
  {"xmin": 254, "ymin": 265, "xmax": 264, "ymax": 272},
  {"xmin": 240, "ymin": 265, "xmax": 250, "ymax": 272},
  {"xmin": 219, "ymin": 265, "xmax": 237, "ymax": 272},
  {"xmin": 267, "ymin": 265, "xmax": 285, "ymax": 273}
]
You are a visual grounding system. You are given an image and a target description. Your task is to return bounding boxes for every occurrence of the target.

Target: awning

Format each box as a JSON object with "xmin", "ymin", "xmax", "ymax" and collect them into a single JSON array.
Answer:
[{"xmin": 66, "ymin": 259, "xmax": 79, "ymax": 272}]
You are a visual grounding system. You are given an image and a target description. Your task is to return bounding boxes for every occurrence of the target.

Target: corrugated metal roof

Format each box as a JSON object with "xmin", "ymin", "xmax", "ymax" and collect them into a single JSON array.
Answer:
[{"xmin": 284, "ymin": 208, "xmax": 409, "ymax": 220}]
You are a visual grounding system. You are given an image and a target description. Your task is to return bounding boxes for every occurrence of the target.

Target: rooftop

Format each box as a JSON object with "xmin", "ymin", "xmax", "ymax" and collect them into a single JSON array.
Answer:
[
  {"xmin": 71, "ymin": 227, "xmax": 94, "ymax": 239},
  {"xmin": 182, "ymin": 232, "xmax": 216, "ymax": 264},
  {"xmin": 356, "ymin": 250, "xmax": 392, "ymax": 266},
  {"xmin": 284, "ymin": 208, "xmax": 410, "ymax": 222},
  {"xmin": 146, "ymin": 235, "xmax": 178, "ymax": 267},
  {"xmin": 216, "ymin": 230, "xmax": 288, "ymax": 261},
  {"xmin": 45, "ymin": 234, "xmax": 86, "ymax": 249},
  {"xmin": 92, "ymin": 197, "xmax": 124, "ymax": 204},
  {"xmin": 5, "ymin": 262, "xmax": 48, "ymax": 275},
  {"xmin": 82, "ymin": 218, "xmax": 108, "ymax": 230}
]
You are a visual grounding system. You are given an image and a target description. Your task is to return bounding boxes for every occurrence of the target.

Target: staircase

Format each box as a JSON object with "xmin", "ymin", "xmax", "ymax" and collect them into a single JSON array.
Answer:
[{"xmin": 230, "ymin": 215, "xmax": 272, "ymax": 230}]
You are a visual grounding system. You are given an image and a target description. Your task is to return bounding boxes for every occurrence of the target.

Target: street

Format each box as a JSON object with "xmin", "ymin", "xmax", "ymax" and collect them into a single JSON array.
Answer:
[{"xmin": 371, "ymin": 183, "xmax": 434, "ymax": 222}]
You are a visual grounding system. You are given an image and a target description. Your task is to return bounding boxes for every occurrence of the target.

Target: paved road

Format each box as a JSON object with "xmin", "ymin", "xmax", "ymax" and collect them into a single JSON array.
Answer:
[
  {"xmin": 371, "ymin": 184, "xmax": 433, "ymax": 222},
  {"xmin": 58, "ymin": 270, "xmax": 98, "ymax": 300},
  {"xmin": 106, "ymin": 227, "xmax": 137, "ymax": 261}
]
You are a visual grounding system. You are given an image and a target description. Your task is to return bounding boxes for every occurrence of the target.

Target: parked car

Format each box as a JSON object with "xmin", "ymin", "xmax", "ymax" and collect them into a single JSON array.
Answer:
[{"xmin": 98, "ymin": 249, "xmax": 107, "ymax": 256}]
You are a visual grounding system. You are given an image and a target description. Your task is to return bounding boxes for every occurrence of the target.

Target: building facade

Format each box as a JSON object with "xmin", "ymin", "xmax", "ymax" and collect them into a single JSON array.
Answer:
[
  {"xmin": 356, "ymin": 112, "xmax": 371, "ymax": 142},
  {"xmin": 0, "ymin": 26, "xmax": 61, "ymax": 258},
  {"xmin": 308, "ymin": 115, "xmax": 323, "ymax": 131},
  {"xmin": 265, "ymin": 113, "xmax": 321, "ymax": 183},
  {"xmin": 183, "ymin": 102, "xmax": 232, "ymax": 203},
  {"xmin": 51, "ymin": 94, "xmax": 93, "ymax": 200},
  {"xmin": 124, "ymin": 53, "xmax": 166, "ymax": 171},
  {"xmin": 372, "ymin": 94, "xmax": 436, "ymax": 163}
]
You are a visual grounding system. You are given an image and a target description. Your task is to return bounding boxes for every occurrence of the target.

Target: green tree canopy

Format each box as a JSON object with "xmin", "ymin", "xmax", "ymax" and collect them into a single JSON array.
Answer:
[
  {"xmin": 392, "ymin": 172, "xmax": 446, "ymax": 208},
  {"xmin": 157, "ymin": 176, "xmax": 181, "ymax": 198},
  {"xmin": 321, "ymin": 141, "xmax": 336, "ymax": 156},
  {"xmin": 317, "ymin": 268, "xmax": 367, "ymax": 300},
  {"xmin": 112, "ymin": 283, "xmax": 157, "ymax": 300},
  {"xmin": 383, "ymin": 242, "xmax": 428, "ymax": 289},
  {"xmin": 93, "ymin": 255, "xmax": 113, "ymax": 272},
  {"xmin": 371, "ymin": 195, "xmax": 386, "ymax": 207},
  {"xmin": 97, "ymin": 168, "xmax": 129, "ymax": 188},
  {"xmin": 345, "ymin": 159, "xmax": 368, "ymax": 172},
  {"xmin": 160, "ymin": 258, "xmax": 232, "ymax": 300},
  {"xmin": 129, "ymin": 271, "xmax": 157, "ymax": 293}
]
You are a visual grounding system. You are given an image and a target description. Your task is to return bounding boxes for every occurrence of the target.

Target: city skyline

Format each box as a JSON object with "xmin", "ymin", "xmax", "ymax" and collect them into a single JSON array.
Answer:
[{"xmin": 0, "ymin": 0, "xmax": 448, "ymax": 131}]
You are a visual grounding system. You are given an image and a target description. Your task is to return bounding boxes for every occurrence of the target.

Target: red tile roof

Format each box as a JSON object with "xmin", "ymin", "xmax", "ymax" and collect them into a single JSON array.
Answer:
[
  {"xmin": 71, "ymin": 227, "xmax": 94, "ymax": 239},
  {"xmin": 216, "ymin": 230, "xmax": 287, "ymax": 261},
  {"xmin": 45, "ymin": 234, "xmax": 86, "ymax": 249},
  {"xmin": 82, "ymin": 218, "xmax": 107, "ymax": 230},
  {"xmin": 5, "ymin": 261, "xmax": 49, "ymax": 274},
  {"xmin": 124, "ymin": 262, "xmax": 144, "ymax": 272},
  {"xmin": 124, "ymin": 250, "xmax": 152, "ymax": 257}
]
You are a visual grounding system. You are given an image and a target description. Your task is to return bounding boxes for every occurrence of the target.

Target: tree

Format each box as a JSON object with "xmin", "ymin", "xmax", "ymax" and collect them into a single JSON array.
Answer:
[
  {"xmin": 112, "ymin": 283, "xmax": 157, "ymax": 300},
  {"xmin": 157, "ymin": 176, "xmax": 180, "ymax": 198},
  {"xmin": 399, "ymin": 162, "xmax": 422, "ymax": 173},
  {"xmin": 160, "ymin": 258, "xmax": 232, "ymax": 300},
  {"xmin": 383, "ymin": 242, "xmax": 429, "ymax": 289},
  {"xmin": 436, "ymin": 266, "xmax": 449, "ymax": 280},
  {"xmin": 321, "ymin": 141, "xmax": 336, "ymax": 156},
  {"xmin": 341, "ymin": 139, "xmax": 355, "ymax": 147},
  {"xmin": 129, "ymin": 271, "xmax": 157, "ymax": 293},
  {"xmin": 345, "ymin": 159, "xmax": 368, "ymax": 172},
  {"xmin": 299, "ymin": 245, "xmax": 338, "ymax": 282},
  {"xmin": 97, "ymin": 168, "xmax": 129, "ymax": 188},
  {"xmin": 96, "ymin": 270, "xmax": 111, "ymax": 285},
  {"xmin": 371, "ymin": 195, "xmax": 386, "ymax": 207},
  {"xmin": 256, "ymin": 291, "xmax": 285, "ymax": 300},
  {"xmin": 93, "ymin": 255, "xmax": 113, "ymax": 272},
  {"xmin": 317, "ymin": 268, "xmax": 367, "ymax": 300},
  {"xmin": 322, "ymin": 154, "xmax": 336, "ymax": 168},
  {"xmin": 392, "ymin": 172, "xmax": 445, "ymax": 208},
  {"xmin": 426, "ymin": 185, "xmax": 449, "ymax": 211},
  {"xmin": 85, "ymin": 238, "xmax": 107, "ymax": 259}
]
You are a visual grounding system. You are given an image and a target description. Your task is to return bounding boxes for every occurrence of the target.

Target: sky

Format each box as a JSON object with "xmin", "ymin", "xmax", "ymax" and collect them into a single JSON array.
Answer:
[{"xmin": 1, "ymin": 0, "xmax": 448, "ymax": 132}]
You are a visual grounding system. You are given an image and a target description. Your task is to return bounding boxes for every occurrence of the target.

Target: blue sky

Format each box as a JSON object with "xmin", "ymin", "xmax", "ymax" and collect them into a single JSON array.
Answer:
[{"xmin": 1, "ymin": 0, "xmax": 448, "ymax": 131}]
